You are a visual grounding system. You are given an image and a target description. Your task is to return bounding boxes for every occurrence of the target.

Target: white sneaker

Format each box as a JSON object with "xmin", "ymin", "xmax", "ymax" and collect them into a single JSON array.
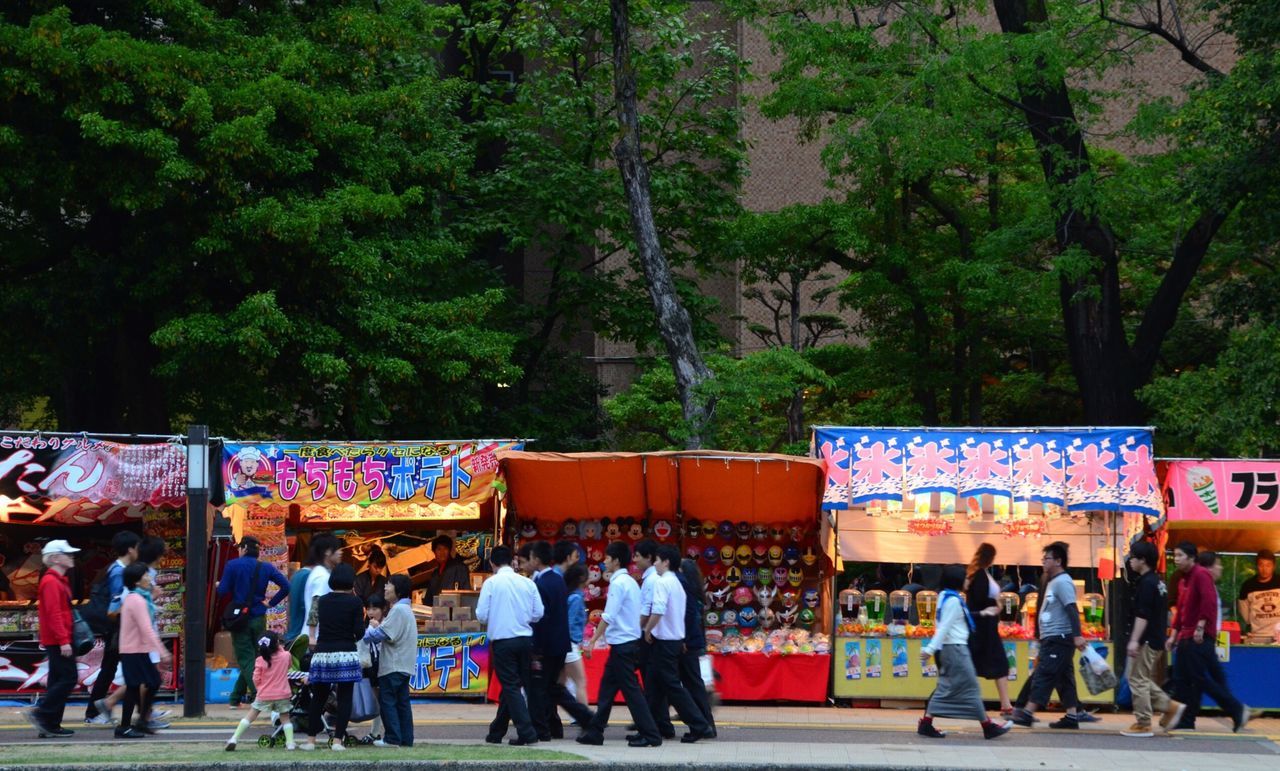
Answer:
[
  {"xmin": 372, "ymin": 739, "xmax": 395, "ymax": 747},
  {"xmin": 298, "ymin": 742, "xmax": 316, "ymax": 751},
  {"xmin": 92, "ymin": 699, "xmax": 115, "ymax": 724},
  {"xmin": 285, "ymin": 743, "xmax": 297, "ymax": 751},
  {"xmin": 84, "ymin": 714, "xmax": 113, "ymax": 726},
  {"xmin": 331, "ymin": 741, "xmax": 346, "ymax": 751}
]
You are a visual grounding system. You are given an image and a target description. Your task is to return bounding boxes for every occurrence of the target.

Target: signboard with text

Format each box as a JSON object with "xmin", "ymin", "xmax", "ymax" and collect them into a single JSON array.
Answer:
[
  {"xmin": 409, "ymin": 632, "xmax": 490, "ymax": 695},
  {"xmin": 222, "ymin": 440, "xmax": 522, "ymax": 522},
  {"xmin": 1161, "ymin": 459, "xmax": 1280, "ymax": 523}
]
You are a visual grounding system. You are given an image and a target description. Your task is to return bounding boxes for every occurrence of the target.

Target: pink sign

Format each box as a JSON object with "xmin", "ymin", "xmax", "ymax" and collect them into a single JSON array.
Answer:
[{"xmin": 1160, "ymin": 460, "xmax": 1280, "ymax": 522}]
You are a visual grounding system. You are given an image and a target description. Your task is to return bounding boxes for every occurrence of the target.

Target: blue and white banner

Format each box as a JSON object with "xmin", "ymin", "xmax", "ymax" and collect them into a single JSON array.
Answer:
[{"xmin": 813, "ymin": 428, "xmax": 1162, "ymax": 517}]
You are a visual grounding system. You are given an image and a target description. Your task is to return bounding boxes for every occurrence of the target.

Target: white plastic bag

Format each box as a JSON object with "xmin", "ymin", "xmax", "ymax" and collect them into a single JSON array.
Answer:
[
  {"xmin": 1081, "ymin": 644, "xmax": 1110, "ymax": 675},
  {"xmin": 699, "ymin": 655, "xmax": 714, "ymax": 688}
]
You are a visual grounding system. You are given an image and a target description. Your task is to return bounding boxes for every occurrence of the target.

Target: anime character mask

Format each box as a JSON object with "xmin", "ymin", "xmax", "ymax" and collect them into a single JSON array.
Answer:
[
  {"xmin": 780, "ymin": 590, "xmax": 799, "ymax": 608},
  {"xmin": 802, "ymin": 588, "xmax": 820, "ymax": 608},
  {"xmin": 719, "ymin": 545, "xmax": 735, "ymax": 565},
  {"xmin": 652, "ymin": 520, "xmax": 672, "ymax": 540},
  {"xmin": 735, "ymin": 545, "xmax": 752, "ymax": 566},
  {"xmin": 768, "ymin": 545, "xmax": 783, "ymax": 566},
  {"xmin": 788, "ymin": 567, "xmax": 804, "ymax": 587},
  {"xmin": 742, "ymin": 567, "xmax": 758, "ymax": 587},
  {"xmin": 733, "ymin": 586, "xmax": 754, "ymax": 606},
  {"xmin": 685, "ymin": 519, "xmax": 702, "ymax": 540}
]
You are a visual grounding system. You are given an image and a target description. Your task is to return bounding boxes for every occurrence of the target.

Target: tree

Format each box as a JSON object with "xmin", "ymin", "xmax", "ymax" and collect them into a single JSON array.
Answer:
[
  {"xmin": 0, "ymin": 1, "xmax": 518, "ymax": 436},
  {"xmin": 735, "ymin": 0, "xmax": 1279, "ymax": 425}
]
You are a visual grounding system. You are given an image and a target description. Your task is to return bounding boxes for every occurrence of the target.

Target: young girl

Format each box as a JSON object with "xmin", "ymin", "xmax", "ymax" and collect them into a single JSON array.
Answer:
[
  {"xmin": 116, "ymin": 562, "xmax": 170, "ymax": 739},
  {"xmin": 226, "ymin": 631, "xmax": 295, "ymax": 751},
  {"xmin": 918, "ymin": 565, "xmax": 1008, "ymax": 740},
  {"xmin": 561, "ymin": 564, "xmax": 589, "ymax": 709},
  {"xmin": 359, "ymin": 594, "xmax": 386, "ymax": 744}
]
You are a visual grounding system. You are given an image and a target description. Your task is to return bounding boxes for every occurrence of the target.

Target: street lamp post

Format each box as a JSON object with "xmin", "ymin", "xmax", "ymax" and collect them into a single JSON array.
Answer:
[{"xmin": 184, "ymin": 425, "xmax": 210, "ymax": 718}]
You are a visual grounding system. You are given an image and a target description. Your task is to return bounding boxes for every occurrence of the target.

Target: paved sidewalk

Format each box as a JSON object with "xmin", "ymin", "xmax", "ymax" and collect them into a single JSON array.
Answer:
[{"xmin": 3, "ymin": 701, "xmax": 1278, "ymax": 770}]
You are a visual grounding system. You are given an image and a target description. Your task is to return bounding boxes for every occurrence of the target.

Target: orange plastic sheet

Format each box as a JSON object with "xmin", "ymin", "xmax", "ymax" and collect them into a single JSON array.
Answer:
[{"xmin": 497, "ymin": 450, "xmax": 824, "ymax": 523}]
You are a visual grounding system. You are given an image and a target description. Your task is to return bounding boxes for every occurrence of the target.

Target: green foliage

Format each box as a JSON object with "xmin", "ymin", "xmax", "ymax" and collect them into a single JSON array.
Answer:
[
  {"xmin": 0, "ymin": 0, "xmax": 518, "ymax": 436},
  {"xmin": 1142, "ymin": 325, "xmax": 1280, "ymax": 457},
  {"xmin": 605, "ymin": 348, "xmax": 832, "ymax": 452}
]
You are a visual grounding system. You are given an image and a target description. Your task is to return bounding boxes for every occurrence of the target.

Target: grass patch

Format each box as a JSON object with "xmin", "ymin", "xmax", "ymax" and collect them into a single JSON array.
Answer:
[{"xmin": 0, "ymin": 741, "xmax": 583, "ymax": 766}]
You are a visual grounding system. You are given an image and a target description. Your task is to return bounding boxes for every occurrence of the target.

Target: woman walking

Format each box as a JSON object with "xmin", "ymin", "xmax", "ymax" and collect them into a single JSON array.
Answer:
[
  {"xmin": 301, "ymin": 564, "xmax": 365, "ymax": 751},
  {"xmin": 918, "ymin": 565, "xmax": 1008, "ymax": 740},
  {"xmin": 966, "ymin": 543, "xmax": 1014, "ymax": 716},
  {"xmin": 561, "ymin": 564, "xmax": 590, "ymax": 709},
  {"xmin": 116, "ymin": 562, "xmax": 171, "ymax": 739}
]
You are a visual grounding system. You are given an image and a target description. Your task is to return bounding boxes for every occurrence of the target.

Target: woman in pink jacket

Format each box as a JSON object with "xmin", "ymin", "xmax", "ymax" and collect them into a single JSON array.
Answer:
[{"xmin": 115, "ymin": 562, "xmax": 170, "ymax": 739}]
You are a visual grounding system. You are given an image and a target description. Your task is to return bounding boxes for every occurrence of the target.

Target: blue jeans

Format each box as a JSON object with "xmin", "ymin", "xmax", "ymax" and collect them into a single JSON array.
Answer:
[{"xmin": 378, "ymin": 672, "xmax": 413, "ymax": 747}]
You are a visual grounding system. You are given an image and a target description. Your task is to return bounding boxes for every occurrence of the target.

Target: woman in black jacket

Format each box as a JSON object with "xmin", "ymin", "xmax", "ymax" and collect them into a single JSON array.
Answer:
[
  {"xmin": 302, "ymin": 564, "xmax": 366, "ymax": 751},
  {"xmin": 966, "ymin": 543, "xmax": 1013, "ymax": 717}
]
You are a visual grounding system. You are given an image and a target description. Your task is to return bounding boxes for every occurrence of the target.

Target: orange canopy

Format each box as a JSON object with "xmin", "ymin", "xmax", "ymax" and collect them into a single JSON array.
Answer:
[{"xmin": 498, "ymin": 450, "xmax": 824, "ymax": 523}]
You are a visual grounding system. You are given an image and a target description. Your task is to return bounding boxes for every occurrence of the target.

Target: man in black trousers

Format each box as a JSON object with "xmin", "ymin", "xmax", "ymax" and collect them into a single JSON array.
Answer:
[
  {"xmin": 578, "ymin": 541, "xmax": 661, "ymax": 747},
  {"xmin": 528, "ymin": 541, "xmax": 595, "ymax": 739},
  {"xmin": 638, "ymin": 545, "xmax": 713, "ymax": 743},
  {"xmin": 477, "ymin": 545, "xmax": 544, "ymax": 745}
]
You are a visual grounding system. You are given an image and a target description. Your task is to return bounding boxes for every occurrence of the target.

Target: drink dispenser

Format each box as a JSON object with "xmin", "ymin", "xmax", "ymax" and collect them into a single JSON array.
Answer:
[
  {"xmin": 1083, "ymin": 592, "xmax": 1105, "ymax": 627},
  {"xmin": 838, "ymin": 588, "xmax": 863, "ymax": 621},
  {"xmin": 997, "ymin": 592, "xmax": 1020, "ymax": 623},
  {"xmin": 890, "ymin": 590, "xmax": 912, "ymax": 624},
  {"xmin": 865, "ymin": 590, "xmax": 888, "ymax": 624},
  {"xmin": 1021, "ymin": 593, "xmax": 1038, "ymax": 632},
  {"xmin": 916, "ymin": 590, "xmax": 938, "ymax": 627}
]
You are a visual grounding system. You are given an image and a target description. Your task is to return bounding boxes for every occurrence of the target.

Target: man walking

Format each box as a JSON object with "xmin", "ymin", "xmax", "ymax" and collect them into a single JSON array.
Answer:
[
  {"xmin": 217, "ymin": 536, "xmax": 289, "ymax": 708},
  {"xmin": 478, "ymin": 545, "xmax": 544, "ymax": 746},
  {"xmin": 84, "ymin": 531, "xmax": 140, "ymax": 725},
  {"xmin": 1012, "ymin": 542, "xmax": 1085, "ymax": 729},
  {"xmin": 528, "ymin": 541, "xmax": 594, "ymax": 740},
  {"xmin": 364, "ymin": 574, "xmax": 416, "ymax": 747},
  {"xmin": 633, "ymin": 539, "xmax": 672, "ymax": 739},
  {"xmin": 1169, "ymin": 542, "xmax": 1249, "ymax": 732},
  {"xmin": 24, "ymin": 541, "xmax": 81, "ymax": 738},
  {"xmin": 577, "ymin": 541, "xmax": 662, "ymax": 747},
  {"xmin": 1121, "ymin": 542, "xmax": 1184, "ymax": 737},
  {"xmin": 640, "ymin": 546, "xmax": 713, "ymax": 743}
]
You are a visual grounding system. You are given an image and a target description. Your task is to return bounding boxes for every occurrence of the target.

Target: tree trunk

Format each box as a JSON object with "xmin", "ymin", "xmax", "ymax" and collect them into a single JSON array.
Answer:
[
  {"xmin": 990, "ymin": 0, "xmax": 1230, "ymax": 424},
  {"xmin": 609, "ymin": 0, "xmax": 715, "ymax": 448}
]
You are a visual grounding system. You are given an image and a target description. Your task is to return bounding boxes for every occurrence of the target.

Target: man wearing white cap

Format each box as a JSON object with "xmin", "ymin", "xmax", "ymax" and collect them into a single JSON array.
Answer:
[{"xmin": 23, "ymin": 541, "xmax": 80, "ymax": 738}]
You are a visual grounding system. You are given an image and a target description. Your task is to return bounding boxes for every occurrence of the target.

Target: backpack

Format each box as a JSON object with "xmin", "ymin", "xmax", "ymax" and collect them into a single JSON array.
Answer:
[{"xmin": 80, "ymin": 563, "xmax": 120, "ymax": 636}]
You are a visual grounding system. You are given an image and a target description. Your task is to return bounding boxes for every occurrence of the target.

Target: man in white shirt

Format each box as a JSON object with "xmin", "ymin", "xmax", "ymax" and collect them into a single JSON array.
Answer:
[
  {"xmin": 302, "ymin": 534, "xmax": 343, "ymax": 646},
  {"xmin": 640, "ymin": 546, "xmax": 712, "ymax": 743},
  {"xmin": 578, "ymin": 541, "xmax": 661, "ymax": 747},
  {"xmin": 477, "ymin": 545, "xmax": 544, "ymax": 746},
  {"xmin": 633, "ymin": 539, "xmax": 672, "ymax": 739}
]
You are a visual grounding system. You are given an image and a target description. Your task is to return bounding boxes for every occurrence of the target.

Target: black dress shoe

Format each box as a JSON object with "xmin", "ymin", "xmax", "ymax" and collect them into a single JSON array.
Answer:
[
  {"xmin": 483, "ymin": 734, "xmax": 503, "ymax": 744},
  {"xmin": 114, "ymin": 727, "xmax": 146, "ymax": 739},
  {"xmin": 509, "ymin": 737, "xmax": 538, "ymax": 746},
  {"xmin": 538, "ymin": 733, "xmax": 552, "ymax": 742},
  {"xmin": 659, "ymin": 728, "xmax": 676, "ymax": 739},
  {"xmin": 575, "ymin": 734, "xmax": 604, "ymax": 746},
  {"xmin": 628, "ymin": 736, "xmax": 662, "ymax": 747},
  {"xmin": 626, "ymin": 733, "xmax": 641, "ymax": 742},
  {"xmin": 681, "ymin": 730, "xmax": 714, "ymax": 743}
]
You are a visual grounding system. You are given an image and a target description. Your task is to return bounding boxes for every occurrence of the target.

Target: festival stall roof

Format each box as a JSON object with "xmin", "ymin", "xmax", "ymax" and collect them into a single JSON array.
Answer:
[
  {"xmin": 221, "ymin": 440, "xmax": 523, "ymax": 525},
  {"xmin": 0, "ymin": 433, "xmax": 187, "ymax": 525},
  {"xmin": 497, "ymin": 450, "xmax": 826, "ymax": 523},
  {"xmin": 813, "ymin": 427, "xmax": 1164, "ymax": 567},
  {"xmin": 1158, "ymin": 459, "xmax": 1280, "ymax": 553}
]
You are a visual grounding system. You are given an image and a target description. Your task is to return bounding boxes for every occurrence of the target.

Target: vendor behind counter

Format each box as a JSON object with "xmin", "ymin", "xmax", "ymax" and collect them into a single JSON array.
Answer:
[
  {"xmin": 1239, "ymin": 549, "xmax": 1280, "ymax": 644},
  {"xmin": 410, "ymin": 535, "xmax": 470, "ymax": 605}
]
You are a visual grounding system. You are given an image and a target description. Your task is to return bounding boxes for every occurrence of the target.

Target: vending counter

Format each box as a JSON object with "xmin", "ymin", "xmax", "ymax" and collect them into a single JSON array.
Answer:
[
  {"xmin": 832, "ymin": 636, "xmax": 1113, "ymax": 704},
  {"xmin": 1205, "ymin": 644, "xmax": 1280, "ymax": 711},
  {"xmin": 486, "ymin": 648, "xmax": 830, "ymax": 704}
]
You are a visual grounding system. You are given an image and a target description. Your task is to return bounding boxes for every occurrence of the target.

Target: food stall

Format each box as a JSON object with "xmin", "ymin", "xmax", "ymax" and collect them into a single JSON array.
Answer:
[
  {"xmin": 0, "ymin": 432, "xmax": 188, "ymax": 697},
  {"xmin": 489, "ymin": 451, "xmax": 834, "ymax": 704},
  {"xmin": 814, "ymin": 427, "xmax": 1164, "ymax": 705},
  {"xmin": 219, "ymin": 439, "xmax": 522, "ymax": 697},
  {"xmin": 1158, "ymin": 458, "xmax": 1280, "ymax": 710}
]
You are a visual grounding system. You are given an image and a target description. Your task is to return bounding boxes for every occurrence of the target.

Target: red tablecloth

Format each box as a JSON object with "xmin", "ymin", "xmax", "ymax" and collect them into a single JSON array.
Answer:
[{"xmin": 486, "ymin": 650, "xmax": 830, "ymax": 704}]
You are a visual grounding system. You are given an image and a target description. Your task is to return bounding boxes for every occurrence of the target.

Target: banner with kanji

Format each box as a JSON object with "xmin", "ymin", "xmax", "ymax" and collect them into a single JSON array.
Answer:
[
  {"xmin": 0, "ymin": 435, "xmax": 186, "ymax": 525},
  {"xmin": 1160, "ymin": 460, "xmax": 1280, "ymax": 523},
  {"xmin": 409, "ymin": 632, "xmax": 490, "ymax": 695},
  {"xmin": 222, "ymin": 440, "xmax": 522, "ymax": 522},
  {"xmin": 813, "ymin": 428, "xmax": 1162, "ymax": 517}
]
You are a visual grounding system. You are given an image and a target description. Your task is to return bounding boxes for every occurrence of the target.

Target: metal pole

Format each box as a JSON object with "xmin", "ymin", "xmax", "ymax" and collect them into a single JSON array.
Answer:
[{"xmin": 184, "ymin": 425, "xmax": 210, "ymax": 718}]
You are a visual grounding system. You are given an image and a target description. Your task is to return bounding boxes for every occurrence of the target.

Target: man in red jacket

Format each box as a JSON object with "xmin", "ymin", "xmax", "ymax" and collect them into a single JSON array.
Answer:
[
  {"xmin": 23, "ymin": 540, "xmax": 81, "ymax": 738},
  {"xmin": 1167, "ymin": 541, "xmax": 1248, "ymax": 732}
]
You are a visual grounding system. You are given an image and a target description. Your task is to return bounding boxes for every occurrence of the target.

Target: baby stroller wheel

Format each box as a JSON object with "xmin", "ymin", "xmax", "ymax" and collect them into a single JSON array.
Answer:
[
  {"xmin": 257, "ymin": 735, "xmax": 273, "ymax": 748},
  {"xmin": 343, "ymin": 735, "xmax": 358, "ymax": 747}
]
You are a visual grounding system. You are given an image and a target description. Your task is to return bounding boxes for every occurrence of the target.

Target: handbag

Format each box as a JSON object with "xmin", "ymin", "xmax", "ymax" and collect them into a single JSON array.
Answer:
[
  {"xmin": 1079, "ymin": 644, "xmax": 1118, "ymax": 695},
  {"xmin": 221, "ymin": 562, "xmax": 262, "ymax": 633},
  {"xmin": 350, "ymin": 677, "xmax": 380, "ymax": 723},
  {"xmin": 71, "ymin": 610, "xmax": 95, "ymax": 657}
]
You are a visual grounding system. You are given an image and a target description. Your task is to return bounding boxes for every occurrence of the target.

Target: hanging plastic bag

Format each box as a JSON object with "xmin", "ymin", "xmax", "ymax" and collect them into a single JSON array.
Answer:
[{"xmin": 1079, "ymin": 645, "xmax": 1117, "ymax": 695}]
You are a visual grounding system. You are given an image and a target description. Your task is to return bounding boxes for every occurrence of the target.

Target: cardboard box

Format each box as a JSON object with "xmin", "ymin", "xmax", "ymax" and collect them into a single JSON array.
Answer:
[
  {"xmin": 452, "ymin": 607, "xmax": 472, "ymax": 621},
  {"xmin": 206, "ymin": 668, "xmax": 239, "ymax": 703},
  {"xmin": 437, "ymin": 594, "xmax": 460, "ymax": 609}
]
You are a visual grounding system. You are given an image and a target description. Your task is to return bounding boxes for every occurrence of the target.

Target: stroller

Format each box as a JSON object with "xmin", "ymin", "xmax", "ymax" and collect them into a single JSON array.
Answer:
[{"xmin": 258, "ymin": 636, "xmax": 377, "ymax": 749}]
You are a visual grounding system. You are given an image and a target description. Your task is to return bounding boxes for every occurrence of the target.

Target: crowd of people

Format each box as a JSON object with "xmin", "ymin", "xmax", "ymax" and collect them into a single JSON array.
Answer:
[{"xmin": 17, "ymin": 531, "xmax": 1262, "ymax": 748}]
